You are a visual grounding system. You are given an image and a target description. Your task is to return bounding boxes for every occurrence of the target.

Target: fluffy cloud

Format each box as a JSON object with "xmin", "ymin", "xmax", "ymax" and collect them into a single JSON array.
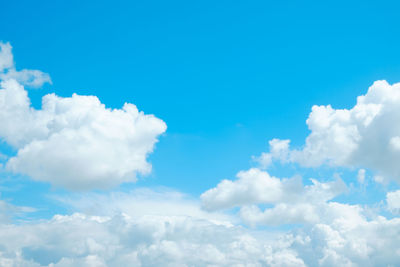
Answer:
[
  {"xmin": 0, "ymin": 188, "xmax": 399, "ymax": 266},
  {"xmin": 0, "ymin": 190, "xmax": 305, "ymax": 267},
  {"xmin": 287, "ymin": 215, "xmax": 400, "ymax": 266},
  {"xmin": 0, "ymin": 213, "xmax": 307, "ymax": 267},
  {"xmin": 201, "ymin": 168, "xmax": 303, "ymax": 211},
  {"xmin": 200, "ymin": 168, "xmax": 400, "ymax": 265},
  {"xmin": 201, "ymin": 168, "xmax": 359, "ymax": 226},
  {"xmin": 0, "ymin": 44, "xmax": 166, "ymax": 190},
  {"xmin": 201, "ymin": 168, "xmax": 347, "ymax": 223},
  {"xmin": 255, "ymin": 80, "xmax": 400, "ymax": 183}
]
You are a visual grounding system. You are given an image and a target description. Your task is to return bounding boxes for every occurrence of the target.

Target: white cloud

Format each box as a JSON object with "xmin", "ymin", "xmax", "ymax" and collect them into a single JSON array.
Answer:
[
  {"xmin": 201, "ymin": 168, "xmax": 303, "ymax": 211},
  {"xmin": 52, "ymin": 188, "xmax": 233, "ymax": 223},
  {"xmin": 0, "ymin": 190, "xmax": 305, "ymax": 267},
  {"xmin": 0, "ymin": 189, "xmax": 399, "ymax": 266},
  {"xmin": 357, "ymin": 169, "xmax": 366, "ymax": 184},
  {"xmin": 387, "ymin": 190, "xmax": 400, "ymax": 214},
  {"xmin": 255, "ymin": 80, "xmax": 400, "ymax": 183},
  {"xmin": 0, "ymin": 47, "xmax": 166, "ymax": 190},
  {"xmin": 201, "ymin": 168, "xmax": 346, "ymax": 215},
  {"xmin": 0, "ymin": 200, "xmax": 35, "ymax": 223},
  {"xmin": 201, "ymin": 167, "xmax": 400, "ymax": 266},
  {"xmin": 0, "ymin": 213, "xmax": 305, "ymax": 267},
  {"xmin": 288, "ymin": 216, "xmax": 400, "ymax": 267},
  {"xmin": 0, "ymin": 43, "xmax": 13, "ymax": 72},
  {"xmin": 0, "ymin": 42, "xmax": 51, "ymax": 88},
  {"xmin": 254, "ymin": 139, "xmax": 290, "ymax": 169}
]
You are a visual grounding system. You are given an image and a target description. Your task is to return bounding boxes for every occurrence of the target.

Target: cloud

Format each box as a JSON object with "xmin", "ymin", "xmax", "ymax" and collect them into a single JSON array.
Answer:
[
  {"xmin": 0, "ymin": 46, "xmax": 166, "ymax": 190},
  {"xmin": 0, "ymin": 42, "xmax": 51, "ymax": 88},
  {"xmin": 201, "ymin": 168, "xmax": 346, "ymax": 214},
  {"xmin": 0, "ymin": 43, "xmax": 13, "ymax": 72},
  {"xmin": 200, "ymin": 168, "xmax": 400, "ymax": 266},
  {"xmin": 0, "ymin": 189, "xmax": 399, "ymax": 266},
  {"xmin": 0, "ymin": 199, "xmax": 35, "ymax": 223},
  {"xmin": 201, "ymin": 168, "xmax": 302, "ymax": 211},
  {"xmin": 253, "ymin": 139, "xmax": 290, "ymax": 169},
  {"xmin": 201, "ymin": 168, "xmax": 359, "ymax": 227},
  {"xmin": 357, "ymin": 169, "xmax": 366, "ymax": 184},
  {"xmin": 0, "ymin": 213, "xmax": 305, "ymax": 267},
  {"xmin": 387, "ymin": 190, "xmax": 400, "ymax": 214},
  {"xmin": 255, "ymin": 80, "xmax": 400, "ymax": 183},
  {"xmin": 0, "ymin": 190, "xmax": 305, "ymax": 267},
  {"xmin": 51, "ymin": 188, "xmax": 233, "ymax": 223}
]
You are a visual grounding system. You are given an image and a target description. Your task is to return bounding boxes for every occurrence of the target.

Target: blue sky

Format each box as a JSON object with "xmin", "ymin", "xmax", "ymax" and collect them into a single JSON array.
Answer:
[
  {"xmin": 1, "ymin": 1, "xmax": 400, "ymax": 266},
  {"xmin": 3, "ymin": 0, "xmax": 400, "ymax": 194}
]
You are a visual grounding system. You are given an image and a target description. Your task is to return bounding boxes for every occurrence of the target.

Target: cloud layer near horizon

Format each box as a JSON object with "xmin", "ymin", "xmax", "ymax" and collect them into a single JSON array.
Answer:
[{"xmin": 1, "ymin": 188, "xmax": 400, "ymax": 266}]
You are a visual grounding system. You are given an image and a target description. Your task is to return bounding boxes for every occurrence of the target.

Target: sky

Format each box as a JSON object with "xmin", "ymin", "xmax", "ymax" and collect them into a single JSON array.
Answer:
[{"xmin": 1, "ymin": 0, "xmax": 400, "ymax": 266}]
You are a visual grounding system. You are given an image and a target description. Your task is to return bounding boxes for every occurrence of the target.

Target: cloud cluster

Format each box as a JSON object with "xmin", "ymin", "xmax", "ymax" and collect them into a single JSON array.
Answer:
[
  {"xmin": 255, "ymin": 80, "xmax": 400, "ymax": 183},
  {"xmin": 201, "ymin": 168, "xmax": 348, "ymax": 225},
  {"xmin": 200, "ymin": 168, "xmax": 400, "ymax": 265},
  {"xmin": 2, "ymin": 42, "xmax": 400, "ymax": 266},
  {"xmin": 0, "ymin": 190, "xmax": 305, "ymax": 267},
  {"xmin": 0, "ymin": 43, "xmax": 166, "ymax": 190},
  {"xmin": 0, "ymin": 188, "xmax": 400, "ymax": 266}
]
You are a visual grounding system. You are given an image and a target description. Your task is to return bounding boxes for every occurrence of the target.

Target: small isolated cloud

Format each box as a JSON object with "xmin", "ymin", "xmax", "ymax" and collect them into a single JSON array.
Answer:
[
  {"xmin": 357, "ymin": 169, "xmax": 366, "ymax": 184},
  {"xmin": 0, "ymin": 43, "xmax": 166, "ymax": 190},
  {"xmin": 0, "ymin": 42, "xmax": 51, "ymax": 88},
  {"xmin": 255, "ymin": 80, "xmax": 400, "ymax": 184}
]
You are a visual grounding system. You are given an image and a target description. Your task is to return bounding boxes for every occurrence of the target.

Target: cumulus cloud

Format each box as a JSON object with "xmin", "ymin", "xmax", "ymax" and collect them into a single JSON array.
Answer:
[
  {"xmin": 201, "ymin": 168, "xmax": 351, "ymax": 226},
  {"xmin": 199, "ymin": 168, "xmax": 400, "ymax": 266},
  {"xmin": 254, "ymin": 139, "xmax": 290, "ymax": 169},
  {"xmin": 288, "ymin": 215, "xmax": 400, "ymax": 266},
  {"xmin": 0, "ymin": 190, "xmax": 305, "ymax": 267},
  {"xmin": 255, "ymin": 80, "xmax": 400, "ymax": 183},
  {"xmin": 0, "ymin": 45, "xmax": 166, "ymax": 190},
  {"xmin": 0, "ymin": 42, "xmax": 51, "ymax": 87},
  {"xmin": 201, "ymin": 168, "xmax": 303, "ymax": 211},
  {"xmin": 0, "ymin": 189, "xmax": 399, "ymax": 266},
  {"xmin": 0, "ymin": 213, "xmax": 306, "ymax": 267}
]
